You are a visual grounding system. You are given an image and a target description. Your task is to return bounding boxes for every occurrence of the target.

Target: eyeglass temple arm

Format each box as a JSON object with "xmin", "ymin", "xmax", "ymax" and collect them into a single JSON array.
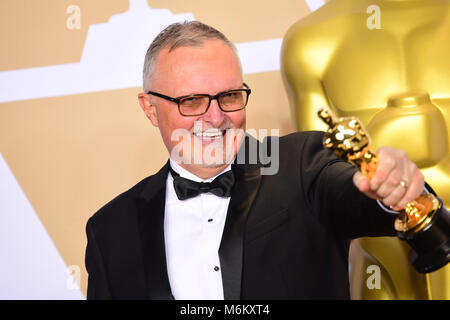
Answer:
[{"xmin": 147, "ymin": 91, "xmax": 179, "ymax": 103}]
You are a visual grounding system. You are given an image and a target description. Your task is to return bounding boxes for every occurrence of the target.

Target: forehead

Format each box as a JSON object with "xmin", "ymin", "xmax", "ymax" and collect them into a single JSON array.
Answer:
[{"xmin": 152, "ymin": 39, "xmax": 243, "ymax": 95}]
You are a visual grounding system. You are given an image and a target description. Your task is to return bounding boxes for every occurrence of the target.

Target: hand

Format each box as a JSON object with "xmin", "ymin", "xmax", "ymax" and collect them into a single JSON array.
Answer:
[{"xmin": 352, "ymin": 146, "xmax": 425, "ymax": 211}]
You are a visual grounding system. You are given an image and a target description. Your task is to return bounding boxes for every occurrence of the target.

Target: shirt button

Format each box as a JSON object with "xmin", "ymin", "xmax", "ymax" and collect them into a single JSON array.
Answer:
[
  {"xmin": 214, "ymin": 266, "xmax": 220, "ymax": 272},
  {"xmin": 208, "ymin": 218, "xmax": 213, "ymax": 223}
]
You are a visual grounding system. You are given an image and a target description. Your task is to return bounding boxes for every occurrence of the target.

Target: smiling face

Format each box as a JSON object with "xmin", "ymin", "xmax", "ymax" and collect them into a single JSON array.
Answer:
[{"xmin": 138, "ymin": 39, "xmax": 246, "ymax": 178}]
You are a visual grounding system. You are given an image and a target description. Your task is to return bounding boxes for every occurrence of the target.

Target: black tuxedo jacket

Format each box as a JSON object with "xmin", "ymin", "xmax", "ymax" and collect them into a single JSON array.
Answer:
[{"xmin": 85, "ymin": 131, "xmax": 396, "ymax": 299}]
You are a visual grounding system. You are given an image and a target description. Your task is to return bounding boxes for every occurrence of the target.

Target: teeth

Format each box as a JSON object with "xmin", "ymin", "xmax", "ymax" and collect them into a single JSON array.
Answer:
[{"xmin": 193, "ymin": 129, "xmax": 223, "ymax": 138}]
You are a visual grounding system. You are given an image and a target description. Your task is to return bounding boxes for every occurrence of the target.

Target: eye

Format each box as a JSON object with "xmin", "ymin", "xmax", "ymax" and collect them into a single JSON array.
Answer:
[
  {"xmin": 183, "ymin": 96, "xmax": 198, "ymax": 102},
  {"xmin": 181, "ymin": 96, "xmax": 203, "ymax": 104},
  {"xmin": 179, "ymin": 96, "xmax": 209, "ymax": 111},
  {"xmin": 220, "ymin": 91, "xmax": 243, "ymax": 103}
]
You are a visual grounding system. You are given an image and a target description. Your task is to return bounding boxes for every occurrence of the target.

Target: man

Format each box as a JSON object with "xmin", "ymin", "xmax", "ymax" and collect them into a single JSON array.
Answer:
[{"xmin": 85, "ymin": 21, "xmax": 425, "ymax": 299}]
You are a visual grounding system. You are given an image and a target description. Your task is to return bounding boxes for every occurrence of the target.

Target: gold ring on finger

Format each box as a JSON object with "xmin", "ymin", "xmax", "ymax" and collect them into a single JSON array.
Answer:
[{"xmin": 400, "ymin": 180, "xmax": 409, "ymax": 189}]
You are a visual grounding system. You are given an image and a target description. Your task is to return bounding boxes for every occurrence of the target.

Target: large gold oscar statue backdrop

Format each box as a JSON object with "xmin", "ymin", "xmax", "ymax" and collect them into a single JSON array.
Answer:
[{"xmin": 282, "ymin": 0, "xmax": 450, "ymax": 299}]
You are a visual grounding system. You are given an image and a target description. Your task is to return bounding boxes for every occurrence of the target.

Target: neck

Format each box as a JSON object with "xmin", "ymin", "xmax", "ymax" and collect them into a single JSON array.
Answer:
[{"xmin": 174, "ymin": 161, "xmax": 231, "ymax": 180}]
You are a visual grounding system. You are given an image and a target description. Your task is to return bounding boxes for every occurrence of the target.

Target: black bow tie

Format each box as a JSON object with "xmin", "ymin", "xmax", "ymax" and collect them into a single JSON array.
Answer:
[{"xmin": 170, "ymin": 166, "xmax": 235, "ymax": 200}]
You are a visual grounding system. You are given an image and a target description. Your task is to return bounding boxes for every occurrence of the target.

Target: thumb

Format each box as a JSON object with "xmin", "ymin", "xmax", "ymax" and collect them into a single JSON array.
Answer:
[{"xmin": 353, "ymin": 171, "xmax": 370, "ymax": 193}]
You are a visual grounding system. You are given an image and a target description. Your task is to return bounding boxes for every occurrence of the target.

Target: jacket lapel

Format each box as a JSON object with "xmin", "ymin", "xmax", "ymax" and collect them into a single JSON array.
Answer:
[
  {"xmin": 135, "ymin": 134, "xmax": 263, "ymax": 300},
  {"xmin": 219, "ymin": 135, "xmax": 262, "ymax": 300},
  {"xmin": 136, "ymin": 161, "xmax": 174, "ymax": 300}
]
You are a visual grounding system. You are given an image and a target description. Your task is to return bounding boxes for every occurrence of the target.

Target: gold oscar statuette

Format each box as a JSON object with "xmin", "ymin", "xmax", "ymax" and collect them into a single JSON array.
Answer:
[{"xmin": 318, "ymin": 108, "xmax": 450, "ymax": 273}]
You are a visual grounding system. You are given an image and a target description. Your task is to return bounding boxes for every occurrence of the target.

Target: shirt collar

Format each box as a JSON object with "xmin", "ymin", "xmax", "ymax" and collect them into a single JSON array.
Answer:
[{"xmin": 169, "ymin": 158, "xmax": 232, "ymax": 183}]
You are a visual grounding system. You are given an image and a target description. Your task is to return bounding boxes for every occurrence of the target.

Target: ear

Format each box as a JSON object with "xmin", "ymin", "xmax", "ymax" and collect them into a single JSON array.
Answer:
[{"xmin": 138, "ymin": 93, "xmax": 159, "ymax": 127}]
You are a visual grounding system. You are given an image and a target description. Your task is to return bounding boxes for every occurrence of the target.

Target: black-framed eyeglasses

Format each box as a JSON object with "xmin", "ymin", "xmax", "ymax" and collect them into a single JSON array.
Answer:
[{"xmin": 147, "ymin": 83, "xmax": 251, "ymax": 117}]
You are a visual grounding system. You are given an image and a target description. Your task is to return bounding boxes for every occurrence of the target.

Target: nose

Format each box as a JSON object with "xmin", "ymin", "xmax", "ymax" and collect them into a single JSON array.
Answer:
[{"xmin": 202, "ymin": 98, "xmax": 225, "ymax": 127}]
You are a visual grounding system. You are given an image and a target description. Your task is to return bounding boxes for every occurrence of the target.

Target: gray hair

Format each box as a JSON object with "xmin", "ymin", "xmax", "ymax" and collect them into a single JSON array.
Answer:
[{"xmin": 142, "ymin": 21, "xmax": 241, "ymax": 91}]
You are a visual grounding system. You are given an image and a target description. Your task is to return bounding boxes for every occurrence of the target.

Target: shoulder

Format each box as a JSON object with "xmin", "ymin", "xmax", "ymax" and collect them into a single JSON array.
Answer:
[
  {"xmin": 283, "ymin": 0, "xmax": 359, "ymax": 43},
  {"xmin": 260, "ymin": 131, "xmax": 338, "ymax": 178},
  {"xmin": 87, "ymin": 164, "xmax": 168, "ymax": 230},
  {"xmin": 279, "ymin": 130, "xmax": 324, "ymax": 144},
  {"xmin": 269, "ymin": 130, "xmax": 351, "ymax": 179},
  {"xmin": 279, "ymin": 131, "xmax": 347, "ymax": 169},
  {"xmin": 270, "ymin": 130, "xmax": 325, "ymax": 155},
  {"xmin": 86, "ymin": 176, "xmax": 149, "ymax": 231},
  {"xmin": 281, "ymin": 0, "xmax": 355, "ymax": 72}
]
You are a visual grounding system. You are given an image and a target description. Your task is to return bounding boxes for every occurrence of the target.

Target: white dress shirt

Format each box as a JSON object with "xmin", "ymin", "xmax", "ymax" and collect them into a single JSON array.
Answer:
[{"xmin": 164, "ymin": 159, "xmax": 231, "ymax": 300}]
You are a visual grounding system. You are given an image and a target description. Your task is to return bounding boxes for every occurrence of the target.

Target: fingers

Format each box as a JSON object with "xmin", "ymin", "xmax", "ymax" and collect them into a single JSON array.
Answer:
[
  {"xmin": 370, "ymin": 147, "xmax": 404, "ymax": 192},
  {"xmin": 394, "ymin": 168, "xmax": 425, "ymax": 210},
  {"xmin": 353, "ymin": 171, "xmax": 378, "ymax": 199},
  {"xmin": 358, "ymin": 146, "xmax": 424, "ymax": 210},
  {"xmin": 353, "ymin": 171, "xmax": 369, "ymax": 192},
  {"xmin": 374, "ymin": 148, "xmax": 408, "ymax": 208}
]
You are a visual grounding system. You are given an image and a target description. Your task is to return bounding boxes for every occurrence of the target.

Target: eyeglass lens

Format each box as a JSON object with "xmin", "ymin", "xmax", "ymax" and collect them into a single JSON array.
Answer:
[{"xmin": 179, "ymin": 90, "xmax": 248, "ymax": 116}]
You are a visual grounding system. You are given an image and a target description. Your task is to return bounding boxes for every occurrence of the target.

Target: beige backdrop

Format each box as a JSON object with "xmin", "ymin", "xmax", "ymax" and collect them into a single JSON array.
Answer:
[{"xmin": 0, "ymin": 0, "xmax": 321, "ymax": 297}]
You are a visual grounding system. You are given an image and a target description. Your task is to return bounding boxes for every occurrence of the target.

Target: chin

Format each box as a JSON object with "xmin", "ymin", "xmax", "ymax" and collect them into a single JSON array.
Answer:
[
  {"xmin": 198, "ymin": 162, "xmax": 227, "ymax": 169},
  {"xmin": 195, "ymin": 151, "xmax": 229, "ymax": 168}
]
